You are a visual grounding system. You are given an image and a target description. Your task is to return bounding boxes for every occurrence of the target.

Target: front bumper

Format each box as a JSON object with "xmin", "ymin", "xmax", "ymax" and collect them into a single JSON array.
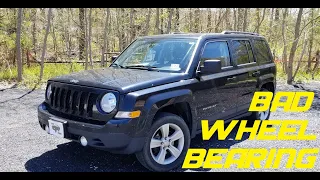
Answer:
[{"xmin": 37, "ymin": 103, "xmax": 145, "ymax": 154}]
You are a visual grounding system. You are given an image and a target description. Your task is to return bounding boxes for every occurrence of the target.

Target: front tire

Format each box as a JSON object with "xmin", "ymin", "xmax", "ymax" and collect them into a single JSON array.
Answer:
[{"xmin": 136, "ymin": 112, "xmax": 190, "ymax": 172}]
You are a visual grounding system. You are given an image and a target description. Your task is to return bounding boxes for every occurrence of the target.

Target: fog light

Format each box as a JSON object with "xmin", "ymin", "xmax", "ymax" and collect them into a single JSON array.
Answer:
[
  {"xmin": 45, "ymin": 125, "xmax": 50, "ymax": 134},
  {"xmin": 80, "ymin": 136, "xmax": 88, "ymax": 146}
]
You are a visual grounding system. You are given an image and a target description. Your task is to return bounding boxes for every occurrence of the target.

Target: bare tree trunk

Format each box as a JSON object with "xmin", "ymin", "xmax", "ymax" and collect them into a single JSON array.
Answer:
[
  {"xmin": 51, "ymin": 11, "xmax": 58, "ymax": 60},
  {"xmin": 287, "ymin": 8, "xmax": 303, "ymax": 85},
  {"xmin": 307, "ymin": 8, "xmax": 314, "ymax": 73},
  {"xmin": 155, "ymin": 8, "xmax": 160, "ymax": 34},
  {"xmin": 166, "ymin": 8, "xmax": 173, "ymax": 33},
  {"xmin": 84, "ymin": 8, "xmax": 89, "ymax": 70},
  {"xmin": 214, "ymin": 9, "xmax": 227, "ymax": 33},
  {"xmin": 101, "ymin": 8, "xmax": 110, "ymax": 67},
  {"xmin": 144, "ymin": 8, "xmax": 151, "ymax": 35},
  {"xmin": 116, "ymin": 8, "xmax": 121, "ymax": 51},
  {"xmin": 88, "ymin": 8, "xmax": 93, "ymax": 68},
  {"xmin": 16, "ymin": 8, "xmax": 23, "ymax": 82},
  {"xmin": 26, "ymin": 49, "xmax": 30, "ymax": 67},
  {"xmin": 254, "ymin": 8, "xmax": 266, "ymax": 33},
  {"xmin": 282, "ymin": 8, "xmax": 288, "ymax": 73},
  {"xmin": 66, "ymin": 8, "xmax": 72, "ymax": 59},
  {"xmin": 233, "ymin": 8, "xmax": 237, "ymax": 31},
  {"xmin": 237, "ymin": 8, "xmax": 242, "ymax": 31},
  {"xmin": 189, "ymin": 8, "xmax": 193, "ymax": 32},
  {"xmin": 207, "ymin": 8, "xmax": 212, "ymax": 32},
  {"xmin": 311, "ymin": 50, "xmax": 320, "ymax": 80},
  {"xmin": 31, "ymin": 8, "xmax": 37, "ymax": 58},
  {"xmin": 273, "ymin": 8, "xmax": 281, "ymax": 54},
  {"xmin": 255, "ymin": 8, "xmax": 260, "ymax": 33},
  {"xmin": 225, "ymin": 8, "xmax": 231, "ymax": 30},
  {"xmin": 213, "ymin": 10, "xmax": 217, "ymax": 30},
  {"xmin": 267, "ymin": 8, "xmax": 274, "ymax": 42},
  {"xmin": 129, "ymin": 8, "xmax": 135, "ymax": 40},
  {"xmin": 79, "ymin": 8, "xmax": 85, "ymax": 62},
  {"xmin": 39, "ymin": 8, "xmax": 52, "ymax": 81},
  {"xmin": 5, "ymin": 59, "xmax": 13, "ymax": 79},
  {"xmin": 160, "ymin": 8, "xmax": 164, "ymax": 34},
  {"xmin": 174, "ymin": 8, "xmax": 179, "ymax": 32},
  {"xmin": 275, "ymin": 8, "xmax": 280, "ymax": 21},
  {"xmin": 194, "ymin": 8, "xmax": 200, "ymax": 33},
  {"xmin": 243, "ymin": 8, "xmax": 248, "ymax": 31},
  {"xmin": 61, "ymin": 9, "xmax": 69, "ymax": 58},
  {"xmin": 116, "ymin": 8, "xmax": 126, "ymax": 51},
  {"xmin": 293, "ymin": 33, "xmax": 308, "ymax": 80},
  {"xmin": 120, "ymin": 8, "xmax": 126, "ymax": 50}
]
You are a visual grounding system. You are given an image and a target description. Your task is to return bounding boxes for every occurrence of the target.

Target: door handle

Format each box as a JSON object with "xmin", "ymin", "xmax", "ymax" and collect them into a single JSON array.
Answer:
[
  {"xmin": 252, "ymin": 71, "xmax": 260, "ymax": 77},
  {"xmin": 227, "ymin": 76, "xmax": 236, "ymax": 81}
]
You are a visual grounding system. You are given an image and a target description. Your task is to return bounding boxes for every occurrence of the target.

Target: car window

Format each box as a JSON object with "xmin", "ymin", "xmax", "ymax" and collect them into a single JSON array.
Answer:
[
  {"xmin": 113, "ymin": 38, "xmax": 197, "ymax": 73},
  {"xmin": 252, "ymin": 39, "xmax": 272, "ymax": 63},
  {"xmin": 200, "ymin": 41, "xmax": 231, "ymax": 67},
  {"xmin": 231, "ymin": 40, "xmax": 250, "ymax": 65},
  {"xmin": 246, "ymin": 41, "xmax": 255, "ymax": 63}
]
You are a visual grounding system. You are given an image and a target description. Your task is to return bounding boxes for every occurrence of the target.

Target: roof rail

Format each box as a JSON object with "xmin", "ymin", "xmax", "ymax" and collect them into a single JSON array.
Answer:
[
  {"xmin": 169, "ymin": 32, "xmax": 186, "ymax": 34},
  {"xmin": 221, "ymin": 31, "xmax": 260, "ymax": 36}
]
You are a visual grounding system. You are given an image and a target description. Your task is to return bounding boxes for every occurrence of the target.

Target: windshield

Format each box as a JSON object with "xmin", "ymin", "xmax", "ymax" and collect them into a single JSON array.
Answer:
[{"xmin": 112, "ymin": 38, "xmax": 197, "ymax": 73}]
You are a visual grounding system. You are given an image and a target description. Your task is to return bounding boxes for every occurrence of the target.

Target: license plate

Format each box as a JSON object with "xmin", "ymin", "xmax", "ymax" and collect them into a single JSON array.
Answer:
[{"xmin": 48, "ymin": 119, "xmax": 65, "ymax": 138}]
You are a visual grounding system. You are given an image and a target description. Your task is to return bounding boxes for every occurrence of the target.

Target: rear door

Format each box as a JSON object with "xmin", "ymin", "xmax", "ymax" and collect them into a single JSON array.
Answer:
[
  {"xmin": 251, "ymin": 39, "xmax": 275, "ymax": 81},
  {"xmin": 229, "ymin": 39, "xmax": 258, "ymax": 113}
]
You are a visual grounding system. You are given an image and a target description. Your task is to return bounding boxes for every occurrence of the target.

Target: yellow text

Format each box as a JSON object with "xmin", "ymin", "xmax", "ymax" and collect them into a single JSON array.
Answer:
[
  {"xmin": 201, "ymin": 120, "xmax": 316, "ymax": 141},
  {"xmin": 182, "ymin": 148, "xmax": 319, "ymax": 169},
  {"xmin": 249, "ymin": 91, "xmax": 314, "ymax": 112}
]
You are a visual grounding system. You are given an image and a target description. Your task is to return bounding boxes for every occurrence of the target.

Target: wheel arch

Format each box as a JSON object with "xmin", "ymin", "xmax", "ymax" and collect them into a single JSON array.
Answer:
[
  {"xmin": 257, "ymin": 73, "xmax": 276, "ymax": 92},
  {"xmin": 138, "ymin": 89, "xmax": 197, "ymax": 138}
]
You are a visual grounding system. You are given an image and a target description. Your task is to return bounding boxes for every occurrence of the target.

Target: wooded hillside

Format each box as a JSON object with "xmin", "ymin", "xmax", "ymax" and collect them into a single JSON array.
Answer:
[{"xmin": 0, "ymin": 8, "xmax": 319, "ymax": 87}]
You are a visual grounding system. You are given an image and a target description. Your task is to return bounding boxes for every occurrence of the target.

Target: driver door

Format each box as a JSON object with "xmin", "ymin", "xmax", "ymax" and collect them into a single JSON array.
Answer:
[{"xmin": 194, "ymin": 40, "xmax": 241, "ymax": 129}]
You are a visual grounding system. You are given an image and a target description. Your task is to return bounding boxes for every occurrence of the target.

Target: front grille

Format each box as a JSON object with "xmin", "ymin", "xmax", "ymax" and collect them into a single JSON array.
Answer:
[
  {"xmin": 49, "ymin": 86, "xmax": 98, "ymax": 118},
  {"xmin": 46, "ymin": 82, "xmax": 118, "ymax": 125}
]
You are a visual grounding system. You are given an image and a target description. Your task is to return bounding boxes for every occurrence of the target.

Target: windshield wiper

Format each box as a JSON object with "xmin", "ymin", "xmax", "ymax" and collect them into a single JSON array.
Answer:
[
  {"xmin": 110, "ymin": 63, "xmax": 125, "ymax": 69},
  {"xmin": 124, "ymin": 65, "xmax": 159, "ymax": 71}
]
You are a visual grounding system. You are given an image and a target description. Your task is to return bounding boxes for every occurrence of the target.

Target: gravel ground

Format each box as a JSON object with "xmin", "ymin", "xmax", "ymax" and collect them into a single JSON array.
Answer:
[{"xmin": 0, "ymin": 81, "xmax": 319, "ymax": 172}]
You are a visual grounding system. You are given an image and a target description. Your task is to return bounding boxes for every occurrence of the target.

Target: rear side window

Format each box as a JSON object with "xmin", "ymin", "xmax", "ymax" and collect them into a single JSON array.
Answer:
[
  {"xmin": 231, "ymin": 40, "xmax": 251, "ymax": 65},
  {"xmin": 246, "ymin": 41, "xmax": 255, "ymax": 63},
  {"xmin": 253, "ymin": 39, "xmax": 272, "ymax": 63},
  {"xmin": 200, "ymin": 41, "xmax": 231, "ymax": 67}
]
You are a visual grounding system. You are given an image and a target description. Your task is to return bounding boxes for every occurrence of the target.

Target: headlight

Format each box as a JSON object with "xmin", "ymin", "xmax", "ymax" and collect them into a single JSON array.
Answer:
[
  {"xmin": 46, "ymin": 84, "xmax": 52, "ymax": 100},
  {"xmin": 100, "ymin": 93, "xmax": 117, "ymax": 113}
]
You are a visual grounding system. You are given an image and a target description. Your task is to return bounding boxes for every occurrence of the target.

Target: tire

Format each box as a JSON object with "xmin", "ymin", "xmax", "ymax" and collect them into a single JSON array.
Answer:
[
  {"xmin": 249, "ymin": 88, "xmax": 272, "ymax": 123},
  {"xmin": 136, "ymin": 112, "xmax": 191, "ymax": 172}
]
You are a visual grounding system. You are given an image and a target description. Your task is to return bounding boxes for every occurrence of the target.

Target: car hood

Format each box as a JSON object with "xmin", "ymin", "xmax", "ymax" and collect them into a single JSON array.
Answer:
[{"xmin": 49, "ymin": 67, "xmax": 189, "ymax": 94}]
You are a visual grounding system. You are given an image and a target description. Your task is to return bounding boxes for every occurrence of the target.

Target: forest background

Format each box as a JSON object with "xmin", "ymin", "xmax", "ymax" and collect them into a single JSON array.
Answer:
[{"xmin": 0, "ymin": 8, "xmax": 319, "ymax": 88}]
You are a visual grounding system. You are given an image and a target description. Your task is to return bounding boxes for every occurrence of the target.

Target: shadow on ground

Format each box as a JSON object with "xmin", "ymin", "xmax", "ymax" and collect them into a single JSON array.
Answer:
[{"xmin": 25, "ymin": 119, "xmax": 253, "ymax": 172}]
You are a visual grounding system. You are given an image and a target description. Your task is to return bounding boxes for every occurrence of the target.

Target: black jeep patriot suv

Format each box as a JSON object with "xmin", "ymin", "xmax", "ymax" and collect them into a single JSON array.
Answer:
[{"xmin": 38, "ymin": 31, "xmax": 276, "ymax": 172}]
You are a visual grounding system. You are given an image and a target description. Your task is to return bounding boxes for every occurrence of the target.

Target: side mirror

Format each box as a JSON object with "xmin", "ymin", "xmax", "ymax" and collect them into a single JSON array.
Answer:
[
  {"xmin": 199, "ymin": 60, "xmax": 222, "ymax": 75},
  {"xmin": 111, "ymin": 55, "xmax": 118, "ymax": 61}
]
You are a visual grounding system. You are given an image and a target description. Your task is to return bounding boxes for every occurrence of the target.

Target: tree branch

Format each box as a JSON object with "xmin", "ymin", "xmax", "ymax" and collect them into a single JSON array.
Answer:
[{"xmin": 299, "ymin": 15, "xmax": 320, "ymax": 36}]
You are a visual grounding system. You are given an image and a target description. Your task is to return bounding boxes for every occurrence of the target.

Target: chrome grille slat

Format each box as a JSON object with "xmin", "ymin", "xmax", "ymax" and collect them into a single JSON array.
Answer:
[
  {"xmin": 83, "ymin": 92, "xmax": 91, "ymax": 116},
  {"xmin": 48, "ymin": 83, "xmax": 99, "ymax": 120},
  {"xmin": 64, "ymin": 90, "xmax": 71, "ymax": 112},
  {"xmin": 71, "ymin": 91, "xmax": 79, "ymax": 115},
  {"xmin": 68, "ymin": 90, "xmax": 75, "ymax": 114},
  {"xmin": 59, "ymin": 89, "xmax": 65, "ymax": 110},
  {"xmin": 54, "ymin": 87, "xmax": 60, "ymax": 108}
]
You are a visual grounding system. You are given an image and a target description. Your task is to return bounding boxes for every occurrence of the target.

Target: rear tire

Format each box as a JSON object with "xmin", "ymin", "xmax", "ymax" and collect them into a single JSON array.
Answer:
[
  {"xmin": 136, "ymin": 112, "xmax": 190, "ymax": 172},
  {"xmin": 249, "ymin": 88, "xmax": 272, "ymax": 122}
]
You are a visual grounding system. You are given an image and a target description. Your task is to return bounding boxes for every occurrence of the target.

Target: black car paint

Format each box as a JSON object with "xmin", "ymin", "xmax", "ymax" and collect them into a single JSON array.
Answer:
[
  {"xmin": 38, "ymin": 33, "xmax": 276, "ymax": 154},
  {"xmin": 49, "ymin": 68, "xmax": 189, "ymax": 94}
]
